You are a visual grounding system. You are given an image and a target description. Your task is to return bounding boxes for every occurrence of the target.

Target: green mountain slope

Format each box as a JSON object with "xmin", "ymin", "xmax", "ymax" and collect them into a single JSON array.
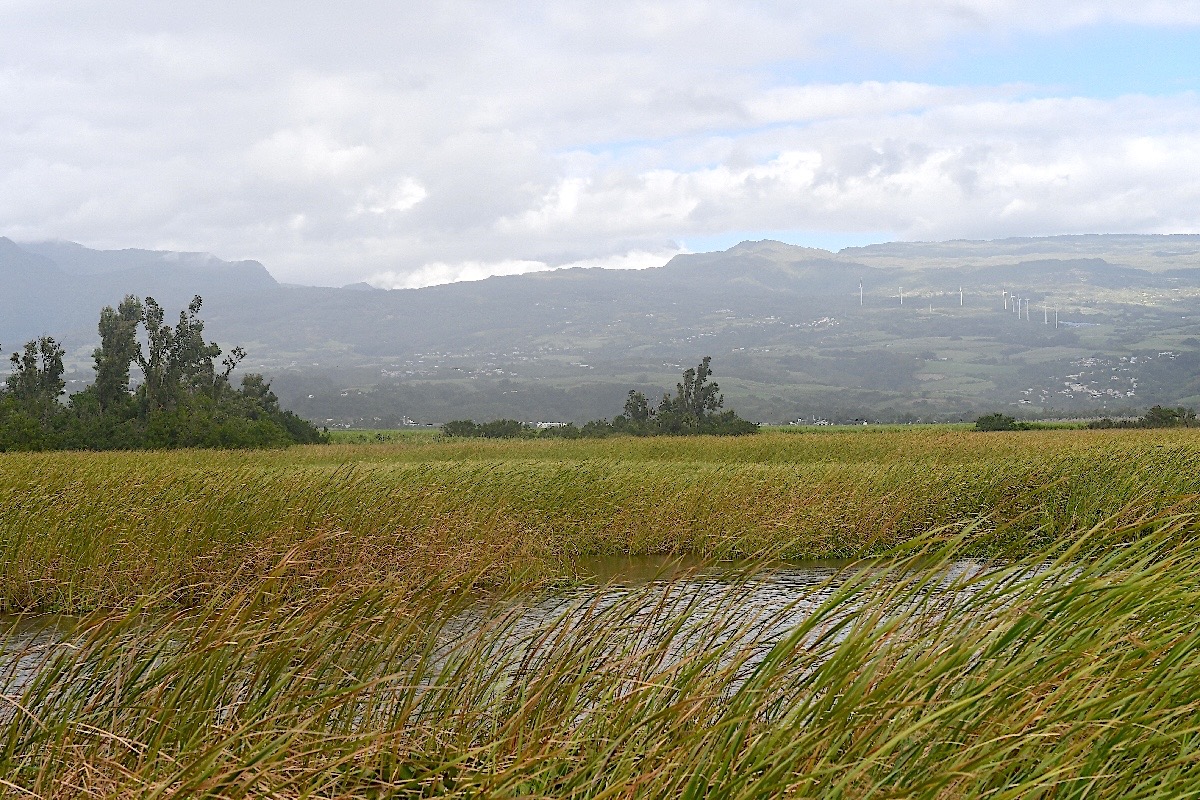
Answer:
[{"xmin": 4, "ymin": 235, "xmax": 1200, "ymax": 424}]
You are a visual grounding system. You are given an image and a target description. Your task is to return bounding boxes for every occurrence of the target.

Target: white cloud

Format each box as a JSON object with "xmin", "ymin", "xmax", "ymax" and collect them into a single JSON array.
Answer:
[
  {"xmin": 370, "ymin": 259, "xmax": 548, "ymax": 290},
  {"xmin": 745, "ymin": 82, "xmax": 997, "ymax": 125},
  {"xmin": 353, "ymin": 179, "xmax": 428, "ymax": 216},
  {"xmin": 485, "ymin": 93, "xmax": 1200, "ymax": 247},
  {"xmin": 248, "ymin": 129, "xmax": 375, "ymax": 182},
  {"xmin": 0, "ymin": 3, "xmax": 1198, "ymax": 285},
  {"xmin": 368, "ymin": 247, "xmax": 683, "ymax": 290}
]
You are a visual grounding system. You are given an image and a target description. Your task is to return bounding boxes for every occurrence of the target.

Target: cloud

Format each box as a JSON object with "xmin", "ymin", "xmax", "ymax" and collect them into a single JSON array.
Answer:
[
  {"xmin": 1, "ymin": 3, "xmax": 1198, "ymax": 285},
  {"xmin": 502, "ymin": 94, "xmax": 1200, "ymax": 244},
  {"xmin": 353, "ymin": 179, "xmax": 428, "ymax": 216},
  {"xmin": 367, "ymin": 246, "xmax": 683, "ymax": 290}
]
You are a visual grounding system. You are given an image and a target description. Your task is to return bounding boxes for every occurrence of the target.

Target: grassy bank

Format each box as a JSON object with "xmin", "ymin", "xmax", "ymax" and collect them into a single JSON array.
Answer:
[
  {"xmin": 4, "ymin": 520, "xmax": 1200, "ymax": 797},
  {"xmin": 4, "ymin": 428, "xmax": 1200, "ymax": 796},
  {"xmin": 3, "ymin": 427, "xmax": 1200, "ymax": 613}
]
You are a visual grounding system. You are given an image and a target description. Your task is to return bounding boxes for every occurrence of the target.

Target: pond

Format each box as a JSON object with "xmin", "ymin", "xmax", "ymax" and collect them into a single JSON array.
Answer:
[
  {"xmin": 2, "ymin": 555, "xmax": 1008, "ymax": 700},
  {"xmin": 438, "ymin": 554, "xmax": 1005, "ymax": 687}
]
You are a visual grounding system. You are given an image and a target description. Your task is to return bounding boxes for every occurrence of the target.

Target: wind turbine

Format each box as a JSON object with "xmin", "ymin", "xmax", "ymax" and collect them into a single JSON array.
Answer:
[
  {"xmin": 959, "ymin": 287, "xmax": 963, "ymax": 306},
  {"xmin": 859, "ymin": 281, "xmax": 863, "ymax": 306},
  {"xmin": 1003, "ymin": 290, "xmax": 1009, "ymax": 310},
  {"xmin": 899, "ymin": 287, "xmax": 904, "ymax": 305}
]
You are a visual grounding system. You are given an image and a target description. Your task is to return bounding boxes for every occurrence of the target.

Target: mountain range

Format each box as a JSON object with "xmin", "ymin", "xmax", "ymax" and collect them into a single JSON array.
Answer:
[{"xmin": 4, "ymin": 234, "xmax": 1200, "ymax": 424}]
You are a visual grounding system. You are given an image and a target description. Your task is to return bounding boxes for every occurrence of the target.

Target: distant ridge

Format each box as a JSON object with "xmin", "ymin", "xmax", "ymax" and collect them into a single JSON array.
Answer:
[
  {"xmin": 19, "ymin": 240, "xmax": 277, "ymax": 287},
  {"xmin": 0, "ymin": 239, "xmax": 279, "ymax": 347},
  {"xmin": 4, "ymin": 233, "xmax": 1200, "ymax": 426},
  {"xmin": 838, "ymin": 233, "xmax": 1200, "ymax": 270}
]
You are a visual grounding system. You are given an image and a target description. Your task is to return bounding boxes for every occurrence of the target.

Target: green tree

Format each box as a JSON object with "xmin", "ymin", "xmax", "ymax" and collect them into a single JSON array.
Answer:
[
  {"xmin": 655, "ymin": 356, "xmax": 731, "ymax": 433},
  {"xmin": 623, "ymin": 390, "xmax": 652, "ymax": 422},
  {"xmin": 136, "ymin": 296, "xmax": 174, "ymax": 411},
  {"xmin": 93, "ymin": 295, "xmax": 143, "ymax": 412},
  {"xmin": 6, "ymin": 337, "xmax": 65, "ymax": 418},
  {"xmin": 1, "ymin": 295, "xmax": 326, "ymax": 452},
  {"xmin": 975, "ymin": 413, "xmax": 1019, "ymax": 431},
  {"xmin": 239, "ymin": 373, "xmax": 280, "ymax": 412},
  {"xmin": 441, "ymin": 419, "xmax": 529, "ymax": 438},
  {"xmin": 660, "ymin": 356, "xmax": 723, "ymax": 420},
  {"xmin": 471, "ymin": 357, "xmax": 756, "ymax": 439},
  {"xmin": 135, "ymin": 295, "xmax": 226, "ymax": 412}
]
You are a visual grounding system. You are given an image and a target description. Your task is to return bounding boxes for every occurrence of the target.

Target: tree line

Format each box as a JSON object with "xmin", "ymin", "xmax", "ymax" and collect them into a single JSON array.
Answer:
[
  {"xmin": 1086, "ymin": 405, "xmax": 1198, "ymax": 429},
  {"xmin": 0, "ymin": 295, "xmax": 326, "ymax": 451},
  {"xmin": 443, "ymin": 356, "xmax": 758, "ymax": 438},
  {"xmin": 975, "ymin": 405, "xmax": 1198, "ymax": 432}
]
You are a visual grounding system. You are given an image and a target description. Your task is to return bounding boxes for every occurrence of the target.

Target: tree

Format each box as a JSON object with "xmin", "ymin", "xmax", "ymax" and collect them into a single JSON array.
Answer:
[
  {"xmin": 93, "ymin": 295, "xmax": 143, "ymax": 412},
  {"xmin": 136, "ymin": 296, "xmax": 173, "ymax": 411},
  {"xmin": 6, "ymin": 337, "xmax": 65, "ymax": 419},
  {"xmin": 441, "ymin": 419, "xmax": 528, "ymax": 438},
  {"xmin": 1141, "ymin": 405, "xmax": 1197, "ymax": 428},
  {"xmin": 623, "ymin": 390, "xmax": 652, "ymax": 422},
  {"xmin": 655, "ymin": 356, "xmax": 731, "ymax": 433},
  {"xmin": 1, "ymin": 295, "xmax": 327, "ymax": 452},
  {"xmin": 451, "ymin": 357, "xmax": 756, "ymax": 439},
  {"xmin": 660, "ymin": 356, "xmax": 723, "ymax": 420},
  {"xmin": 135, "ymin": 295, "xmax": 225, "ymax": 411},
  {"xmin": 239, "ymin": 373, "xmax": 281, "ymax": 413},
  {"xmin": 975, "ymin": 413, "xmax": 1019, "ymax": 431}
]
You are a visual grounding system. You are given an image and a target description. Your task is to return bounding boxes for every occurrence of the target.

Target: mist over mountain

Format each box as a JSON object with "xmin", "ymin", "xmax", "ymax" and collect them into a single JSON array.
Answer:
[{"xmin": 4, "ymin": 234, "xmax": 1200, "ymax": 425}]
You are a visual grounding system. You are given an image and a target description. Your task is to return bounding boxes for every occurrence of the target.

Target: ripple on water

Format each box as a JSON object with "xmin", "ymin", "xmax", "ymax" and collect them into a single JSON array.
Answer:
[
  {"xmin": 2, "ymin": 614, "xmax": 75, "ymax": 699},
  {"xmin": 1, "ymin": 557, "xmax": 1015, "ymax": 704}
]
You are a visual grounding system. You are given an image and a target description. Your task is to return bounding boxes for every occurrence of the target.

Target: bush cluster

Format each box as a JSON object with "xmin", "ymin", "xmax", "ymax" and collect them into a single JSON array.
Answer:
[
  {"xmin": 444, "ymin": 357, "xmax": 758, "ymax": 439},
  {"xmin": 976, "ymin": 405, "xmax": 1200, "ymax": 432},
  {"xmin": 0, "ymin": 295, "xmax": 326, "ymax": 451},
  {"xmin": 1087, "ymin": 405, "xmax": 1198, "ymax": 429},
  {"xmin": 973, "ymin": 413, "xmax": 1029, "ymax": 432}
]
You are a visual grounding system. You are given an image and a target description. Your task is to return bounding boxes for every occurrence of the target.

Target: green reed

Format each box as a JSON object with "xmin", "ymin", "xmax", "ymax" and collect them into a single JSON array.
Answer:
[
  {"xmin": 2, "ymin": 426, "xmax": 1200, "ymax": 795},
  {"xmin": 3, "ymin": 515, "xmax": 1199, "ymax": 798},
  {"xmin": 3, "ymin": 428, "xmax": 1200, "ymax": 613}
]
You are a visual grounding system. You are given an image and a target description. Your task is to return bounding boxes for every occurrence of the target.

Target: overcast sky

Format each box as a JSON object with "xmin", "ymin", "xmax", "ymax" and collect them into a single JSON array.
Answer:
[{"xmin": 2, "ymin": 2, "xmax": 1199, "ymax": 287}]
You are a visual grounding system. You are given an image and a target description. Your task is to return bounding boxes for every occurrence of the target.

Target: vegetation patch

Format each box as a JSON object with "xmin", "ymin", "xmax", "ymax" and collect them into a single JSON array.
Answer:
[
  {"xmin": 4, "ymin": 427, "xmax": 1200, "ymax": 614},
  {"xmin": 444, "ymin": 356, "xmax": 758, "ymax": 438},
  {"xmin": 0, "ymin": 295, "xmax": 325, "ymax": 451},
  {"xmin": 4, "ymin": 515, "xmax": 1200, "ymax": 797},
  {"xmin": 4, "ymin": 427, "xmax": 1200, "ymax": 794}
]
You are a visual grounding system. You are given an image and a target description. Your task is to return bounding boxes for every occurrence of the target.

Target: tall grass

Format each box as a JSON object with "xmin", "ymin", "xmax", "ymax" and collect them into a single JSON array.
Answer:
[
  {"xmin": 4, "ymin": 429, "xmax": 1200, "ymax": 795},
  {"xmin": 2, "ymin": 428, "xmax": 1200, "ymax": 613},
  {"xmin": 3, "ymin": 517, "xmax": 1200, "ymax": 797}
]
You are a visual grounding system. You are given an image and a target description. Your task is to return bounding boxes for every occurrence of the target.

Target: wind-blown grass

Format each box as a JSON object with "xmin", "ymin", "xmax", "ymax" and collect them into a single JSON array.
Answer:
[
  {"xmin": 3, "ymin": 517, "xmax": 1200, "ymax": 798},
  {"xmin": 3, "ymin": 428, "xmax": 1200, "ymax": 795},
  {"xmin": 2, "ymin": 428, "xmax": 1200, "ymax": 613}
]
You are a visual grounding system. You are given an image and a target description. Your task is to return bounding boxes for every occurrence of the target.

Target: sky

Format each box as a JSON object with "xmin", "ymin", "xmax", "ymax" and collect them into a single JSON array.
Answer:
[{"xmin": 2, "ymin": 2, "xmax": 1199, "ymax": 288}]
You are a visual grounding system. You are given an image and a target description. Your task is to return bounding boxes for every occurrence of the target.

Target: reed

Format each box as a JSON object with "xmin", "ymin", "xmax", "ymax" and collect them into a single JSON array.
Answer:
[
  {"xmin": 3, "ymin": 428, "xmax": 1200, "ymax": 613},
  {"xmin": 3, "ymin": 515, "xmax": 1199, "ymax": 798}
]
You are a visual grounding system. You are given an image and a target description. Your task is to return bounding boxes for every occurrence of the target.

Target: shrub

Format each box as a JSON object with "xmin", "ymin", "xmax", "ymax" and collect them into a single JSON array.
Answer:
[{"xmin": 975, "ymin": 413, "xmax": 1019, "ymax": 432}]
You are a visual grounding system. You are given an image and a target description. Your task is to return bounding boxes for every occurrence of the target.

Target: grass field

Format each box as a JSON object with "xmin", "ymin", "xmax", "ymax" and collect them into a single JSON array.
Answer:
[
  {"xmin": 4, "ymin": 428, "xmax": 1200, "ymax": 796},
  {"xmin": 326, "ymin": 427, "xmax": 441, "ymax": 444},
  {"xmin": 3, "ymin": 426, "xmax": 1199, "ymax": 614}
]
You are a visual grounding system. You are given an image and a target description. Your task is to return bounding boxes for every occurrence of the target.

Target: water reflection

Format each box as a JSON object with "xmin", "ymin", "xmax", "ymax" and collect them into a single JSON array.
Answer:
[
  {"xmin": 2, "ymin": 557, "xmax": 1006, "ymax": 701},
  {"xmin": 444, "ymin": 556, "xmax": 1002, "ymax": 690},
  {"xmin": 1, "ymin": 615, "xmax": 73, "ymax": 699},
  {"xmin": 575, "ymin": 553, "xmax": 858, "ymax": 586}
]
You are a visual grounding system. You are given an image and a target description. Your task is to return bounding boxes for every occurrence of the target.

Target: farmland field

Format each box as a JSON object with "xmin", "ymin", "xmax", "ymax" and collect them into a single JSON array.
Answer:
[{"xmin": 3, "ymin": 428, "xmax": 1200, "ymax": 796}]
